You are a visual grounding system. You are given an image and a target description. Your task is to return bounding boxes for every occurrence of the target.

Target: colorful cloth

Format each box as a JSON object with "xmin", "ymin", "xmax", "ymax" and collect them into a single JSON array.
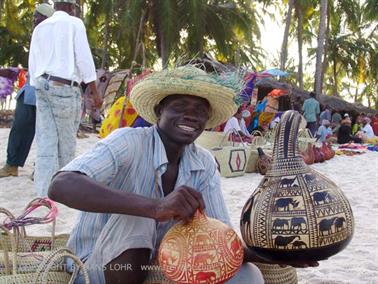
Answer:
[
  {"xmin": 258, "ymin": 112, "xmax": 276, "ymax": 127},
  {"xmin": 0, "ymin": 67, "xmax": 19, "ymax": 99},
  {"xmin": 99, "ymin": 97, "xmax": 138, "ymax": 138}
]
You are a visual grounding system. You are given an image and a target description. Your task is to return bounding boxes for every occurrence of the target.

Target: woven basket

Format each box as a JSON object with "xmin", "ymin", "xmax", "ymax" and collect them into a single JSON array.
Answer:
[
  {"xmin": 250, "ymin": 130, "xmax": 267, "ymax": 146},
  {"xmin": 298, "ymin": 128, "xmax": 316, "ymax": 152},
  {"xmin": 195, "ymin": 130, "xmax": 232, "ymax": 150},
  {"xmin": 0, "ymin": 203, "xmax": 68, "ymax": 255},
  {"xmin": 210, "ymin": 131, "xmax": 250, "ymax": 178},
  {"xmin": 0, "ymin": 248, "xmax": 89, "ymax": 284},
  {"xmin": 0, "ymin": 200, "xmax": 68, "ymax": 276},
  {"xmin": 254, "ymin": 263, "xmax": 297, "ymax": 284}
]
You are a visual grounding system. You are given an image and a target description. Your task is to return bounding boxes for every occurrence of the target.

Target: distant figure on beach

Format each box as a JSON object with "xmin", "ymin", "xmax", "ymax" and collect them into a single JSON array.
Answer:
[
  {"xmin": 319, "ymin": 106, "xmax": 332, "ymax": 125},
  {"xmin": 331, "ymin": 109, "xmax": 342, "ymax": 134},
  {"xmin": 351, "ymin": 114, "xmax": 363, "ymax": 135},
  {"xmin": 360, "ymin": 117, "xmax": 375, "ymax": 140},
  {"xmin": 302, "ymin": 91, "xmax": 320, "ymax": 136},
  {"xmin": 337, "ymin": 117, "xmax": 362, "ymax": 144},
  {"xmin": 291, "ymin": 96, "xmax": 302, "ymax": 112},
  {"xmin": 372, "ymin": 114, "xmax": 378, "ymax": 136},
  {"xmin": 48, "ymin": 66, "xmax": 317, "ymax": 284},
  {"xmin": 0, "ymin": 4, "xmax": 54, "ymax": 178},
  {"xmin": 316, "ymin": 119, "xmax": 332, "ymax": 143},
  {"xmin": 224, "ymin": 107, "xmax": 252, "ymax": 142},
  {"xmin": 28, "ymin": 0, "xmax": 102, "ymax": 196}
]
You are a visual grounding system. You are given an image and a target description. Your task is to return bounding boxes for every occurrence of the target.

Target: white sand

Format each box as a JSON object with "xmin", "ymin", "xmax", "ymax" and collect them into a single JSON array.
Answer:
[{"xmin": 0, "ymin": 128, "xmax": 377, "ymax": 283}]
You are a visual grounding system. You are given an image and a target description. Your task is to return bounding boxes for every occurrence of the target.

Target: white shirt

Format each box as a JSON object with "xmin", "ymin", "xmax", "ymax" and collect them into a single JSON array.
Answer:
[
  {"xmin": 362, "ymin": 124, "xmax": 375, "ymax": 138},
  {"xmin": 28, "ymin": 11, "xmax": 97, "ymax": 87},
  {"xmin": 224, "ymin": 117, "xmax": 241, "ymax": 134},
  {"xmin": 223, "ymin": 116, "xmax": 250, "ymax": 137}
]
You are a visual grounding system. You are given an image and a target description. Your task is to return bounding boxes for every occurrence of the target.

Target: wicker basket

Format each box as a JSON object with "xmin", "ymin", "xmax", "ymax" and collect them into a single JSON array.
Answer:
[
  {"xmin": 195, "ymin": 130, "xmax": 233, "ymax": 150},
  {"xmin": 254, "ymin": 262, "xmax": 297, "ymax": 284},
  {"xmin": 0, "ymin": 200, "xmax": 69, "ymax": 276},
  {"xmin": 0, "ymin": 248, "xmax": 89, "ymax": 284},
  {"xmin": 298, "ymin": 128, "xmax": 317, "ymax": 152},
  {"xmin": 250, "ymin": 130, "xmax": 267, "ymax": 146},
  {"xmin": 0, "ymin": 205, "xmax": 68, "ymax": 255}
]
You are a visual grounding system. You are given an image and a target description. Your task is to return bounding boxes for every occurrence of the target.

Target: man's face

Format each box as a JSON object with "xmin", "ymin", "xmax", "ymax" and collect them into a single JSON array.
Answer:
[
  {"xmin": 156, "ymin": 95, "xmax": 210, "ymax": 145},
  {"xmin": 33, "ymin": 12, "xmax": 47, "ymax": 28}
]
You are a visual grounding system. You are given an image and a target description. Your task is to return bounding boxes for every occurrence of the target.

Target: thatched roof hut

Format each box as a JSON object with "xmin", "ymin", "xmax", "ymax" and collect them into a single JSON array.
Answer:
[{"xmin": 256, "ymin": 78, "xmax": 377, "ymax": 117}]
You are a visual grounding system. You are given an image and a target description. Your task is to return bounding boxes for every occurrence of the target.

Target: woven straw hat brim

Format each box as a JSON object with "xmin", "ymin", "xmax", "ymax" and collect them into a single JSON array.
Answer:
[{"xmin": 130, "ymin": 78, "xmax": 238, "ymax": 128}]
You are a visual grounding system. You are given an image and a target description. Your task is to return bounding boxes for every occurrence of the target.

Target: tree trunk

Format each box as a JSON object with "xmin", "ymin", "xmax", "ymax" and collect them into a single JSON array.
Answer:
[
  {"xmin": 314, "ymin": 0, "xmax": 327, "ymax": 95},
  {"xmin": 354, "ymin": 87, "xmax": 359, "ymax": 103},
  {"xmin": 295, "ymin": 3, "xmax": 304, "ymax": 90},
  {"xmin": 280, "ymin": 0, "xmax": 294, "ymax": 72},
  {"xmin": 101, "ymin": 14, "xmax": 110, "ymax": 69},
  {"xmin": 160, "ymin": 33, "xmax": 168, "ymax": 69},
  {"xmin": 333, "ymin": 57, "xmax": 338, "ymax": 96},
  {"xmin": 0, "ymin": 0, "xmax": 3, "ymax": 23},
  {"xmin": 321, "ymin": 1, "xmax": 331, "ymax": 95}
]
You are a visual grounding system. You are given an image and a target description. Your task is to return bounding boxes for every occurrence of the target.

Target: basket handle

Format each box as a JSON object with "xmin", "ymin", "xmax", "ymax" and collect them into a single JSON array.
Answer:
[
  {"xmin": 33, "ymin": 248, "xmax": 89, "ymax": 284},
  {"xmin": 0, "ymin": 224, "xmax": 18, "ymax": 275},
  {"xmin": 21, "ymin": 198, "xmax": 58, "ymax": 249},
  {"xmin": 219, "ymin": 129, "xmax": 245, "ymax": 147},
  {"xmin": 251, "ymin": 130, "xmax": 264, "ymax": 137}
]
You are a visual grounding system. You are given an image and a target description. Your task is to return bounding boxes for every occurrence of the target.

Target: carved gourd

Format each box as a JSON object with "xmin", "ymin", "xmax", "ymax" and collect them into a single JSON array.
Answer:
[
  {"xmin": 240, "ymin": 110, "xmax": 354, "ymax": 262},
  {"xmin": 256, "ymin": 147, "xmax": 272, "ymax": 175},
  {"xmin": 159, "ymin": 211, "xmax": 244, "ymax": 283}
]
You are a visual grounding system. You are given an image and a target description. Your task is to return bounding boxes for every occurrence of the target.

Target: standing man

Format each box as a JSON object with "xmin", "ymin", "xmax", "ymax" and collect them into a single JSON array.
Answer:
[
  {"xmin": 0, "ymin": 4, "xmax": 55, "ymax": 178},
  {"xmin": 28, "ymin": 0, "xmax": 102, "ymax": 196},
  {"xmin": 302, "ymin": 91, "xmax": 320, "ymax": 136}
]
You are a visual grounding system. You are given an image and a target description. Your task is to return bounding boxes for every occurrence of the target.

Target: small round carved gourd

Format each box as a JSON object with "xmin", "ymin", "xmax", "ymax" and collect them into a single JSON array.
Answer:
[
  {"xmin": 159, "ymin": 211, "xmax": 244, "ymax": 283},
  {"xmin": 240, "ymin": 111, "xmax": 354, "ymax": 262}
]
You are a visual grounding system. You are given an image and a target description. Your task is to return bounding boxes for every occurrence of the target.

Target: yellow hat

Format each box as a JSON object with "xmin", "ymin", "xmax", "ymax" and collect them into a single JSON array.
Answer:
[{"xmin": 130, "ymin": 66, "xmax": 240, "ymax": 129}]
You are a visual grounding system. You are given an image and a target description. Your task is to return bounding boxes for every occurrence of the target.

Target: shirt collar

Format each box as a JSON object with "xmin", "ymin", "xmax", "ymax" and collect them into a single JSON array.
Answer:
[
  {"xmin": 53, "ymin": 11, "xmax": 69, "ymax": 17},
  {"xmin": 152, "ymin": 126, "xmax": 205, "ymax": 173}
]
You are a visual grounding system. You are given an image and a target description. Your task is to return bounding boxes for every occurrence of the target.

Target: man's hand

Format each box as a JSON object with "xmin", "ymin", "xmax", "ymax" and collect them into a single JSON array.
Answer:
[{"xmin": 153, "ymin": 186, "xmax": 205, "ymax": 223}]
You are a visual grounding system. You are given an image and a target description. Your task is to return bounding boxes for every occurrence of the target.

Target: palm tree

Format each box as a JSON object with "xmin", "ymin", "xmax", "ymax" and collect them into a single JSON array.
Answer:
[
  {"xmin": 280, "ymin": 0, "xmax": 294, "ymax": 72},
  {"xmin": 314, "ymin": 0, "xmax": 327, "ymax": 95}
]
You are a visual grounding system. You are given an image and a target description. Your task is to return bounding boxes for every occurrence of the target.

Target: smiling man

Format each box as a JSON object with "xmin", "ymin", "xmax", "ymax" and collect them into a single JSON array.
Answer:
[{"xmin": 48, "ymin": 66, "xmax": 315, "ymax": 284}]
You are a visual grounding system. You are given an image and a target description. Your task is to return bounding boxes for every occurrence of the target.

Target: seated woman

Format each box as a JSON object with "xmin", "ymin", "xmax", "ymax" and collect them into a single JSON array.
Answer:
[
  {"xmin": 224, "ymin": 107, "xmax": 252, "ymax": 143},
  {"xmin": 316, "ymin": 120, "xmax": 332, "ymax": 143},
  {"xmin": 351, "ymin": 114, "xmax": 362, "ymax": 135},
  {"xmin": 337, "ymin": 118, "xmax": 362, "ymax": 144}
]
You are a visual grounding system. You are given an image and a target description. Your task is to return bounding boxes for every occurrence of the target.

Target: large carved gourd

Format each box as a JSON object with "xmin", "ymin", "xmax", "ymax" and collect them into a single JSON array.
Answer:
[
  {"xmin": 240, "ymin": 111, "xmax": 354, "ymax": 261},
  {"xmin": 159, "ymin": 211, "xmax": 244, "ymax": 283}
]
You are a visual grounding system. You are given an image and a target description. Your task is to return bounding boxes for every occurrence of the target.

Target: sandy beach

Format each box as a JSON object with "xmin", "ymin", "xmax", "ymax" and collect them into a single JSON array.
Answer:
[{"xmin": 0, "ymin": 128, "xmax": 377, "ymax": 283}]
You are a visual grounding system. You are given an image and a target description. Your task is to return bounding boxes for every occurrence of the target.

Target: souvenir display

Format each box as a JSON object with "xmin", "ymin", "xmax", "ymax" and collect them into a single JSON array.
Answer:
[
  {"xmin": 240, "ymin": 110, "xmax": 354, "ymax": 261},
  {"xmin": 159, "ymin": 211, "xmax": 244, "ymax": 283}
]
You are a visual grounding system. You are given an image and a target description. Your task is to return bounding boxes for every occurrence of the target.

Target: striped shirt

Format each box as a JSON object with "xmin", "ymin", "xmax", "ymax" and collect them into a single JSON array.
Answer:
[{"xmin": 62, "ymin": 126, "xmax": 231, "ymax": 263}]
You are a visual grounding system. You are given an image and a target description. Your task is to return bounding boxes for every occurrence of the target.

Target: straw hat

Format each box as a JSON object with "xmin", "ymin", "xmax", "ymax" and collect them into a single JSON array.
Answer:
[{"xmin": 130, "ymin": 66, "xmax": 239, "ymax": 128}]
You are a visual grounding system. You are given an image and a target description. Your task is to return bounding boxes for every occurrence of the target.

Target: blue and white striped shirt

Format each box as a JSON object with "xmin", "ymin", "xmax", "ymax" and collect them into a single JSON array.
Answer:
[{"xmin": 62, "ymin": 126, "xmax": 231, "ymax": 262}]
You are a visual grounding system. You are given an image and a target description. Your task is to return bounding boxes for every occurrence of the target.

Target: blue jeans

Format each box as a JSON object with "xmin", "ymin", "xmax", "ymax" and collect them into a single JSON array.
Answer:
[{"xmin": 34, "ymin": 77, "xmax": 81, "ymax": 196}]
